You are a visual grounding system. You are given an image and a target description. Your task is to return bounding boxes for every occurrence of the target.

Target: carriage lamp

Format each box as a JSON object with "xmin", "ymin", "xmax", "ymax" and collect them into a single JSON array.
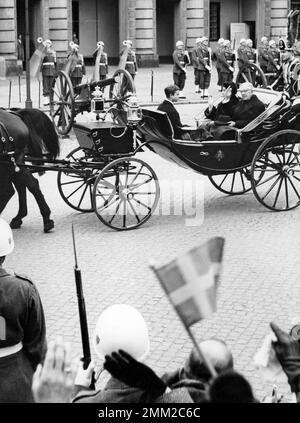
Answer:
[
  {"xmin": 127, "ymin": 96, "xmax": 142, "ymax": 150},
  {"xmin": 91, "ymin": 86, "xmax": 104, "ymax": 118}
]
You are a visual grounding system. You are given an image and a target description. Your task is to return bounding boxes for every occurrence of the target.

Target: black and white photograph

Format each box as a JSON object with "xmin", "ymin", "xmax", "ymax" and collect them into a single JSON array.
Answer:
[{"xmin": 0, "ymin": 0, "xmax": 300, "ymax": 414}]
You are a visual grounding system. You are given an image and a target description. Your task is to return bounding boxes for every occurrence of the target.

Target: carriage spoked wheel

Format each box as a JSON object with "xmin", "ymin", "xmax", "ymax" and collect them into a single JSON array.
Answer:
[
  {"xmin": 108, "ymin": 69, "xmax": 136, "ymax": 108},
  {"xmin": 57, "ymin": 147, "xmax": 100, "ymax": 212},
  {"xmin": 208, "ymin": 168, "xmax": 252, "ymax": 195},
  {"xmin": 236, "ymin": 64, "xmax": 268, "ymax": 88},
  {"xmin": 251, "ymin": 130, "xmax": 300, "ymax": 211},
  {"xmin": 92, "ymin": 157, "xmax": 160, "ymax": 230},
  {"xmin": 50, "ymin": 70, "xmax": 75, "ymax": 135}
]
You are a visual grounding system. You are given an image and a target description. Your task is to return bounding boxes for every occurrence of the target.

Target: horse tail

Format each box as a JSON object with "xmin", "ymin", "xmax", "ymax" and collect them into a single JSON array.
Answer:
[{"xmin": 15, "ymin": 108, "xmax": 60, "ymax": 159}]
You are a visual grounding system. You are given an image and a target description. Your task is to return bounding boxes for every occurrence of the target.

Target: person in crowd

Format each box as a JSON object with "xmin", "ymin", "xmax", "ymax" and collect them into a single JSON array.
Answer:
[
  {"xmin": 209, "ymin": 371, "xmax": 256, "ymax": 403},
  {"xmin": 245, "ymin": 39, "xmax": 257, "ymax": 84},
  {"xmin": 197, "ymin": 37, "xmax": 211, "ymax": 98},
  {"xmin": 120, "ymin": 40, "xmax": 138, "ymax": 80},
  {"xmin": 73, "ymin": 32, "xmax": 79, "ymax": 45},
  {"xmin": 0, "ymin": 218, "xmax": 46, "ymax": 402},
  {"xmin": 228, "ymin": 81, "xmax": 265, "ymax": 129},
  {"xmin": 278, "ymin": 39, "xmax": 286, "ymax": 52},
  {"xmin": 267, "ymin": 40, "xmax": 281, "ymax": 84},
  {"xmin": 41, "ymin": 39, "xmax": 56, "ymax": 101},
  {"xmin": 215, "ymin": 38, "xmax": 225, "ymax": 91},
  {"xmin": 270, "ymin": 322, "xmax": 300, "ymax": 402},
  {"xmin": 237, "ymin": 38, "xmax": 252, "ymax": 84},
  {"xmin": 67, "ymin": 42, "xmax": 86, "ymax": 87},
  {"xmin": 192, "ymin": 38, "xmax": 202, "ymax": 93},
  {"xmin": 172, "ymin": 40, "xmax": 189, "ymax": 98},
  {"xmin": 162, "ymin": 339, "xmax": 234, "ymax": 402},
  {"xmin": 258, "ymin": 36, "xmax": 269, "ymax": 74},
  {"xmin": 218, "ymin": 40, "xmax": 235, "ymax": 88}
]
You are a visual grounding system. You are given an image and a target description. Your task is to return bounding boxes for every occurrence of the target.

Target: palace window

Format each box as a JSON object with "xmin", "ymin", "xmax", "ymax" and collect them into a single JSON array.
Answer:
[{"xmin": 210, "ymin": 2, "xmax": 220, "ymax": 41}]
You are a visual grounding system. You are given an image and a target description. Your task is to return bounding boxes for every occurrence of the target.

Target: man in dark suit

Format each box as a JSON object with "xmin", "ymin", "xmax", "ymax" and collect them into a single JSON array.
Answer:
[{"xmin": 157, "ymin": 85, "xmax": 189, "ymax": 139}]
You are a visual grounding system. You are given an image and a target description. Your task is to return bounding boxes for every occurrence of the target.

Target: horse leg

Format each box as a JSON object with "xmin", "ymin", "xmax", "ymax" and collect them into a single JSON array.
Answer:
[
  {"xmin": 0, "ymin": 166, "xmax": 15, "ymax": 215},
  {"xmin": 22, "ymin": 169, "xmax": 54, "ymax": 233},
  {"xmin": 10, "ymin": 170, "xmax": 28, "ymax": 228}
]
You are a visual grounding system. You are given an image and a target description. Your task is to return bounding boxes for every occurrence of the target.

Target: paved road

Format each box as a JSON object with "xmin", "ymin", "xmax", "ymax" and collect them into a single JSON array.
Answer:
[{"xmin": 1, "ymin": 65, "xmax": 300, "ymax": 402}]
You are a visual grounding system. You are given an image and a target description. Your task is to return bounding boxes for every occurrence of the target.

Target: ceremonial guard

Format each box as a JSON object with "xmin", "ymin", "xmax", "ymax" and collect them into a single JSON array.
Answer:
[
  {"xmin": 172, "ymin": 40, "xmax": 190, "ymax": 97},
  {"xmin": 245, "ymin": 39, "xmax": 257, "ymax": 83},
  {"xmin": 215, "ymin": 38, "xmax": 225, "ymax": 91},
  {"xmin": 120, "ymin": 40, "xmax": 138, "ymax": 80},
  {"xmin": 237, "ymin": 38, "xmax": 251, "ymax": 84},
  {"xmin": 191, "ymin": 38, "xmax": 202, "ymax": 93},
  {"xmin": 267, "ymin": 40, "xmax": 281, "ymax": 84},
  {"xmin": 219, "ymin": 40, "xmax": 235, "ymax": 88},
  {"xmin": 0, "ymin": 218, "xmax": 46, "ymax": 402},
  {"xmin": 68, "ymin": 42, "xmax": 86, "ymax": 87},
  {"xmin": 258, "ymin": 36, "xmax": 269, "ymax": 73},
  {"xmin": 98, "ymin": 42, "xmax": 108, "ymax": 81},
  {"xmin": 41, "ymin": 39, "xmax": 56, "ymax": 99},
  {"xmin": 197, "ymin": 37, "xmax": 211, "ymax": 97}
]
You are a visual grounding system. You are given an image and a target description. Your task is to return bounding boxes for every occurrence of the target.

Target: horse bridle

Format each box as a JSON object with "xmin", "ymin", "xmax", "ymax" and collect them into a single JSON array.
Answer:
[{"xmin": 0, "ymin": 121, "xmax": 20, "ymax": 172}]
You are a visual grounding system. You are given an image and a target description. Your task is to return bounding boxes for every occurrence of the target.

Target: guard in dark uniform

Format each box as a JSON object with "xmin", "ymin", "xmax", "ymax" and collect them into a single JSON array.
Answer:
[
  {"xmin": 237, "ymin": 38, "xmax": 252, "ymax": 84},
  {"xmin": 215, "ymin": 38, "xmax": 225, "ymax": 91},
  {"xmin": 267, "ymin": 40, "xmax": 281, "ymax": 84},
  {"xmin": 192, "ymin": 38, "xmax": 202, "ymax": 93},
  {"xmin": 245, "ymin": 39, "xmax": 257, "ymax": 84},
  {"xmin": 120, "ymin": 40, "xmax": 138, "ymax": 80},
  {"xmin": 172, "ymin": 40, "xmax": 188, "ymax": 97},
  {"xmin": 68, "ymin": 43, "xmax": 86, "ymax": 87},
  {"xmin": 219, "ymin": 40, "xmax": 235, "ymax": 88},
  {"xmin": 0, "ymin": 218, "xmax": 46, "ymax": 403},
  {"xmin": 258, "ymin": 37, "xmax": 269, "ymax": 73},
  {"xmin": 41, "ymin": 39, "xmax": 56, "ymax": 99},
  {"xmin": 197, "ymin": 37, "xmax": 211, "ymax": 97},
  {"xmin": 98, "ymin": 42, "xmax": 108, "ymax": 81}
]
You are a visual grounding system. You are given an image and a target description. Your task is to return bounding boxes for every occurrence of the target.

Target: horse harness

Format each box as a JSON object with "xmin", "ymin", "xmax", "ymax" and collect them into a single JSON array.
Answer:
[{"xmin": 0, "ymin": 111, "xmax": 20, "ymax": 172}]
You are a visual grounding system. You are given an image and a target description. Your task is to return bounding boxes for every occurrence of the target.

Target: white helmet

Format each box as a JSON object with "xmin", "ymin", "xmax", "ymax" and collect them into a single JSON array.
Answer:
[
  {"xmin": 176, "ymin": 40, "xmax": 184, "ymax": 47},
  {"xmin": 218, "ymin": 38, "xmax": 225, "ymax": 45},
  {"xmin": 196, "ymin": 37, "xmax": 202, "ymax": 44},
  {"xmin": 269, "ymin": 40, "xmax": 276, "ymax": 47},
  {"xmin": 223, "ymin": 40, "xmax": 231, "ymax": 47},
  {"xmin": 0, "ymin": 218, "xmax": 14, "ymax": 256},
  {"xmin": 93, "ymin": 304, "xmax": 150, "ymax": 361},
  {"xmin": 261, "ymin": 36, "xmax": 268, "ymax": 43},
  {"xmin": 240, "ymin": 38, "xmax": 246, "ymax": 45}
]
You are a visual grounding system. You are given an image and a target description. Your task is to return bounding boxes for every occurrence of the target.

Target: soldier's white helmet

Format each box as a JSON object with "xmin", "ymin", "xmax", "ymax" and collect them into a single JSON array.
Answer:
[
  {"xmin": 97, "ymin": 41, "xmax": 104, "ymax": 47},
  {"xmin": 246, "ymin": 39, "xmax": 253, "ymax": 46},
  {"xmin": 196, "ymin": 37, "xmax": 202, "ymax": 44},
  {"xmin": 176, "ymin": 40, "xmax": 184, "ymax": 47},
  {"xmin": 72, "ymin": 43, "xmax": 79, "ymax": 51},
  {"xmin": 240, "ymin": 38, "xmax": 246, "ymax": 45},
  {"xmin": 0, "ymin": 218, "xmax": 14, "ymax": 256},
  {"xmin": 201, "ymin": 36, "xmax": 209, "ymax": 43},
  {"xmin": 92, "ymin": 304, "xmax": 150, "ymax": 361},
  {"xmin": 269, "ymin": 40, "xmax": 276, "ymax": 47},
  {"xmin": 123, "ymin": 40, "xmax": 132, "ymax": 46},
  {"xmin": 261, "ymin": 36, "xmax": 268, "ymax": 43},
  {"xmin": 218, "ymin": 38, "xmax": 225, "ymax": 45},
  {"xmin": 43, "ymin": 39, "xmax": 52, "ymax": 48},
  {"xmin": 223, "ymin": 40, "xmax": 231, "ymax": 47}
]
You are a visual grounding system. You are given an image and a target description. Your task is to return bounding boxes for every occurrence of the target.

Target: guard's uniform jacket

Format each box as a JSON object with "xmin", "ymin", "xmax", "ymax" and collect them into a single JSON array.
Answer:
[
  {"xmin": 246, "ymin": 47, "xmax": 257, "ymax": 81},
  {"xmin": 215, "ymin": 46, "xmax": 224, "ymax": 86},
  {"xmin": 258, "ymin": 45, "xmax": 269, "ymax": 72},
  {"xmin": 42, "ymin": 50, "xmax": 56, "ymax": 96},
  {"xmin": 172, "ymin": 49, "xmax": 187, "ymax": 91},
  {"xmin": 0, "ymin": 268, "xmax": 46, "ymax": 402},
  {"xmin": 267, "ymin": 48, "xmax": 280, "ymax": 73},
  {"xmin": 219, "ymin": 50, "xmax": 235, "ymax": 85},
  {"xmin": 99, "ymin": 52, "xmax": 108, "ymax": 79}
]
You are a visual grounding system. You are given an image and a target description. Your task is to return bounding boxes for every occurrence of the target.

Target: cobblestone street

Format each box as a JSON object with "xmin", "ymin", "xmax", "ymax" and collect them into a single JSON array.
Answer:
[{"xmin": 1, "ymin": 65, "xmax": 300, "ymax": 402}]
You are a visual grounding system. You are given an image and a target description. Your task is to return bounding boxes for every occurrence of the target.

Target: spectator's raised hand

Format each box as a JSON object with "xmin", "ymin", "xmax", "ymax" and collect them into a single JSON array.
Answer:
[
  {"xmin": 32, "ymin": 337, "xmax": 78, "ymax": 403},
  {"xmin": 270, "ymin": 322, "xmax": 300, "ymax": 393},
  {"xmin": 104, "ymin": 349, "xmax": 167, "ymax": 397}
]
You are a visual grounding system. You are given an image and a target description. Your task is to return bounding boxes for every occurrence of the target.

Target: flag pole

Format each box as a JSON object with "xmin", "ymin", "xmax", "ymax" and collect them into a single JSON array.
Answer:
[{"xmin": 149, "ymin": 261, "xmax": 217, "ymax": 380}]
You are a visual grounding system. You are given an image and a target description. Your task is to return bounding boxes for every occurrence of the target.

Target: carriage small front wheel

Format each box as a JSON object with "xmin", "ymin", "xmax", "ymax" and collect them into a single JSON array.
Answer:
[
  {"xmin": 92, "ymin": 157, "xmax": 160, "ymax": 230},
  {"xmin": 208, "ymin": 168, "xmax": 252, "ymax": 195},
  {"xmin": 251, "ymin": 129, "xmax": 300, "ymax": 211}
]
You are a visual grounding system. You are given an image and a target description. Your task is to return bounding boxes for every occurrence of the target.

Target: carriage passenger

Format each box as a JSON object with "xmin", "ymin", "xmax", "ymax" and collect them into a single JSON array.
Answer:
[{"xmin": 204, "ymin": 82, "xmax": 238, "ymax": 125}]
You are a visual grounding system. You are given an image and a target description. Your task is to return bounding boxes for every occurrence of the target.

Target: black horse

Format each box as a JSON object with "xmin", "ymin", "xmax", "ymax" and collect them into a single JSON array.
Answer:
[{"xmin": 0, "ymin": 108, "xmax": 60, "ymax": 232}]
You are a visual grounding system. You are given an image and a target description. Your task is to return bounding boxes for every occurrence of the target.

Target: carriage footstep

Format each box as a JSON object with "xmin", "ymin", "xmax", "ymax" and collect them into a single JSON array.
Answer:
[{"xmin": 43, "ymin": 219, "xmax": 54, "ymax": 233}]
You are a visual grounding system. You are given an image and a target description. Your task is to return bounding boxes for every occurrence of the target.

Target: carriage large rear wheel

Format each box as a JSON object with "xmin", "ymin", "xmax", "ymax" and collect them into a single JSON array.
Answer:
[
  {"xmin": 50, "ymin": 70, "xmax": 75, "ymax": 135},
  {"xmin": 92, "ymin": 157, "xmax": 159, "ymax": 230},
  {"xmin": 236, "ymin": 64, "xmax": 268, "ymax": 88},
  {"xmin": 251, "ymin": 130, "xmax": 300, "ymax": 211},
  {"xmin": 58, "ymin": 147, "xmax": 100, "ymax": 212},
  {"xmin": 109, "ymin": 69, "xmax": 135, "ymax": 107},
  {"xmin": 208, "ymin": 168, "xmax": 252, "ymax": 195}
]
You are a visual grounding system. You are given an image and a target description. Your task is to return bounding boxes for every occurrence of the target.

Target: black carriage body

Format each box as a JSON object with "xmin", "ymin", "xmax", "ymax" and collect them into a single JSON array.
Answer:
[{"xmin": 73, "ymin": 121, "xmax": 134, "ymax": 156}]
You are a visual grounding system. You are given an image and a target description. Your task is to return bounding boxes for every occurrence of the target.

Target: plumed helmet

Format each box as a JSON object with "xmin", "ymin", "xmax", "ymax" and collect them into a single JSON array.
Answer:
[
  {"xmin": 218, "ymin": 38, "xmax": 225, "ymax": 44},
  {"xmin": 0, "ymin": 218, "xmax": 14, "ymax": 256},
  {"xmin": 43, "ymin": 39, "xmax": 52, "ymax": 48},
  {"xmin": 201, "ymin": 36, "xmax": 209, "ymax": 43},
  {"xmin": 196, "ymin": 37, "xmax": 202, "ymax": 44},
  {"xmin": 246, "ymin": 39, "xmax": 253, "ymax": 46},
  {"xmin": 240, "ymin": 38, "xmax": 246, "ymax": 45},
  {"xmin": 92, "ymin": 304, "xmax": 150, "ymax": 361},
  {"xmin": 72, "ymin": 43, "xmax": 79, "ymax": 51},
  {"xmin": 176, "ymin": 40, "xmax": 184, "ymax": 47},
  {"xmin": 123, "ymin": 39, "xmax": 132, "ymax": 46},
  {"xmin": 269, "ymin": 40, "xmax": 276, "ymax": 47},
  {"xmin": 97, "ymin": 41, "xmax": 104, "ymax": 48},
  {"xmin": 261, "ymin": 36, "xmax": 268, "ymax": 43},
  {"xmin": 223, "ymin": 40, "xmax": 231, "ymax": 47}
]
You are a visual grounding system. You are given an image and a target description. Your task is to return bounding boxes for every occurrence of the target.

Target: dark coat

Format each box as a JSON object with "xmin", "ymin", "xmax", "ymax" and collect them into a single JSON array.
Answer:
[
  {"xmin": 172, "ymin": 50, "xmax": 187, "ymax": 74},
  {"xmin": 232, "ymin": 94, "xmax": 265, "ymax": 128},
  {"xmin": 205, "ymin": 96, "xmax": 238, "ymax": 122},
  {"xmin": 157, "ymin": 99, "xmax": 184, "ymax": 139}
]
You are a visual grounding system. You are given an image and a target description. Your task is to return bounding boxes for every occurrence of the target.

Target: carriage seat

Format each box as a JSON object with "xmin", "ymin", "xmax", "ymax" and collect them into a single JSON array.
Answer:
[{"xmin": 140, "ymin": 109, "xmax": 174, "ymax": 140}]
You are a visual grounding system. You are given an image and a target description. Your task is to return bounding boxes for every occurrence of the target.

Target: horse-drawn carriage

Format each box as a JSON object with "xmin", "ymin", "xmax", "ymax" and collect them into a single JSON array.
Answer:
[{"xmin": 1, "ymin": 86, "xmax": 300, "ymax": 231}]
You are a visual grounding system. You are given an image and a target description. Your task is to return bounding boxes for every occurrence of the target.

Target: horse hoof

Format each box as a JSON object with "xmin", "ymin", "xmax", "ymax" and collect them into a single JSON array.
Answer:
[
  {"xmin": 10, "ymin": 218, "xmax": 22, "ymax": 229},
  {"xmin": 44, "ymin": 220, "xmax": 54, "ymax": 233}
]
